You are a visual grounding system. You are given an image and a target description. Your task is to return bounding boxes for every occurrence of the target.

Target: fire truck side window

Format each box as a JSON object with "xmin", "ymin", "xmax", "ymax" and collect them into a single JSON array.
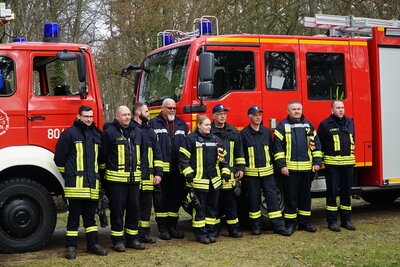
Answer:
[
  {"xmin": 265, "ymin": 51, "xmax": 296, "ymax": 91},
  {"xmin": 306, "ymin": 53, "xmax": 346, "ymax": 100},
  {"xmin": 0, "ymin": 56, "xmax": 15, "ymax": 96},
  {"xmin": 33, "ymin": 56, "xmax": 82, "ymax": 96},
  {"xmin": 210, "ymin": 51, "xmax": 255, "ymax": 99}
]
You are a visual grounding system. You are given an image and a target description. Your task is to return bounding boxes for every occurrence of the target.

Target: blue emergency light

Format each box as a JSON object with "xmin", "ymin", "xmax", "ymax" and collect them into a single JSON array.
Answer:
[
  {"xmin": 13, "ymin": 37, "xmax": 26, "ymax": 42},
  {"xmin": 163, "ymin": 35, "xmax": 173, "ymax": 46},
  {"xmin": 200, "ymin": 21, "xmax": 212, "ymax": 35},
  {"xmin": 43, "ymin": 23, "xmax": 60, "ymax": 42}
]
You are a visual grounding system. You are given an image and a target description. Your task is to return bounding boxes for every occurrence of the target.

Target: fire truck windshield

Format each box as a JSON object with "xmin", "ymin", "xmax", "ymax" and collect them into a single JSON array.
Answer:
[{"xmin": 139, "ymin": 45, "xmax": 190, "ymax": 106}]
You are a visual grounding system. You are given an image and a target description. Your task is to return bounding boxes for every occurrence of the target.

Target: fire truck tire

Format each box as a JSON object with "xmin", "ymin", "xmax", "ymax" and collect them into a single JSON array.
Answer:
[
  {"xmin": 361, "ymin": 190, "xmax": 399, "ymax": 205},
  {"xmin": 0, "ymin": 177, "xmax": 56, "ymax": 253}
]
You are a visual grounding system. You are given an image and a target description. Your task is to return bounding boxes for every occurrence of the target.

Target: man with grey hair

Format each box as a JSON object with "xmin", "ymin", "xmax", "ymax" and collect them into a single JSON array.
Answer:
[
  {"xmin": 149, "ymin": 98, "xmax": 189, "ymax": 240},
  {"xmin": 102, "ymin": 105, "xmax": 145, "ymax": 252}
]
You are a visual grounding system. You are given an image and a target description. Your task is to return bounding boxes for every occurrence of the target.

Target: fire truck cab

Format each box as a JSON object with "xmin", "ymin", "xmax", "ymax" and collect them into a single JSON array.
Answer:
[
  {"xmin": 133, "ymin": 15, "xmax": 400, "ymax": 214},
  {"xmin": 0, "ymin": 20, "xmax": 103, "ymax": 252}
]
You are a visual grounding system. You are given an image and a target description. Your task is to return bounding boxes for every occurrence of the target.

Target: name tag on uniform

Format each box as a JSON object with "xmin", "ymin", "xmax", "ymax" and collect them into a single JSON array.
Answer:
[{"xmin": 175, "ymin": 130, "xmax": 185, "ymax": 135}]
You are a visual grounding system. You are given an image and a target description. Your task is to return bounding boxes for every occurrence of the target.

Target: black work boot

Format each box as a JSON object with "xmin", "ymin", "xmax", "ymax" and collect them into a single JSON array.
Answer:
[
  {"xmin": 126, "ymin": 240, "xmax": 145, "ymax": 250},
  {"xmin": 273, "ymin": 228, "xmax": 292, "ymax": 236},
  {"xmin": 228, "ymin": 230, "xmax": 243, "ymax": 238},
  {"xmin": 113, "ymin": 242, "xmax": 126, "ymax": 252},
  {"xmin": 168, "ymin": 227, "xmax": 184, "ymax": 239},
  {"xmin": 298, "ymin": 224, "xmax": 317, "ymax": 232},
  {"xmin": 251, "ymin": 228, "xmax": 262, "ymax": 235},
  {"xmin": 140, "ymin": 234, "xmax": 156, "ymax": 243},
  {"xmin": 65, "ymin": 246, "xmax": 76, "ymax": 260},
  {"xmin": 341, "ymin": 221, "xmax": 356, "ymax": 231},
  {"xmin": 87, "ymin": 244, "xmax": 108, "ymax": 256},
  {"xmin": 328, "ymin": 223, "xmax": 341, "ymax": 232},
  {"xmin": 159, "ymin": 225, "xmax": 171, "ymax": 240}
]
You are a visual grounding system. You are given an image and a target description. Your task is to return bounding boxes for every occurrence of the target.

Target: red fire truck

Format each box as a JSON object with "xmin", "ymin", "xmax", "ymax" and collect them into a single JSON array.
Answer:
[
  {"xmin": 131, "ymin": 15, "xmax": 400, "ymax": 214},
  {"xmin": 0, "ymin": 7, "xmax": 103, "ymax": 252}
]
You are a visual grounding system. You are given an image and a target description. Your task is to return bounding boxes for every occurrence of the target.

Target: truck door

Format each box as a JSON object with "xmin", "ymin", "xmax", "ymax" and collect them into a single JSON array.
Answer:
[
  {"xmin": 202, "ymin": 45, "xmax": 261, "ymax": 129},
  {"xmin": 0, "ymin": 52, "xmax": 27, "ymax": 148},
  {"xmin": 260, "ymin": 38, "xmax": 302, "ymax": 127},
  {"xmin": 298, "ymin": 40, "xmax": 353, "ymax": 126},
  {"xmin": 27, "ymin": 51, "xmax": 97, "ymax": 151}
]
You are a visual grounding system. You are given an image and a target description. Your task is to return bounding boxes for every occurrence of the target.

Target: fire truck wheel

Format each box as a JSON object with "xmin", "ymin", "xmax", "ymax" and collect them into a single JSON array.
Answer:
[
  {"xmin": 361, "ymin": 190, "xmax": 399, "ymax": 205},
  {"xmin": 0, "ymin": 177, "xmax": 56, "ymax": 253}
]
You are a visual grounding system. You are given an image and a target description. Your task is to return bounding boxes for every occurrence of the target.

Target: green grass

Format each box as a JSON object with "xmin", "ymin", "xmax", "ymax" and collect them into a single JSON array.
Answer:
[{"xmin": 2, "ymin": 198, "xmax": 400, "ymax": 266}]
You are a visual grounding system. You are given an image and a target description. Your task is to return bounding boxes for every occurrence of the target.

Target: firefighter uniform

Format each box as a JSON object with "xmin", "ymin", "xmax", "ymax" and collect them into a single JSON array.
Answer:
[
  {"xmin": 211, "ymin": 121, "xmax": 245, "ymax": 235},
  {"xmin": 241, "ymin": 124, "xmax": 287, "ymax": 233},
  {"xmin": 54, "ymin": 119, "xmax": 102, "ymax": 249},
  {"xmin": 318, "ymin": 114, "xmax": 355, "ymax": 227},
  {"xmin": 274, "ymin": 115, "xmax": 322, "ymax": 230},
  {"xmin": 179, "ymin": 130, "xmax": 230, "ymax": 242},
  {"xmin": 102, "ymin": 119, "xmax": 143, "ymax": 245},
  {"xmin": 149, "ymin": 114, "xmax": 189, "ymax": 237},
  {"xmin": 133, "ymin": 120, "xmax": 163, "ymax": 241}
]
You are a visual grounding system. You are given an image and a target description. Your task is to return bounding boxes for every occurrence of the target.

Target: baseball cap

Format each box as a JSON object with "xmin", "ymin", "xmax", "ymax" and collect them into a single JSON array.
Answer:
[
  {"xmin": 212, "ymin": 104, "xmax": 229, "ymax": 114},
  {"xmin": 248, "ymin": 105, "xmax": 263, "ymax": 115}
]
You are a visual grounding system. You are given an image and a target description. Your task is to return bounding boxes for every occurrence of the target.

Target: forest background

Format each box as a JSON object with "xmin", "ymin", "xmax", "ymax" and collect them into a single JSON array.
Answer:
[{"xmin": 2, "ymin": 0, "xmax": 400, "ymax": 120}]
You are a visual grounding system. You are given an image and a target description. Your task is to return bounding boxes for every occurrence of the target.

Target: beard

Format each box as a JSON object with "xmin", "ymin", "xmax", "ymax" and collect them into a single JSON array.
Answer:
[
  {"xmin": 139, "ymin": 114, "xmax": 148, "ymax": 123},
  {"xmin": 167, "ymin": 114, "xmax": 175, "ymax": 121}
]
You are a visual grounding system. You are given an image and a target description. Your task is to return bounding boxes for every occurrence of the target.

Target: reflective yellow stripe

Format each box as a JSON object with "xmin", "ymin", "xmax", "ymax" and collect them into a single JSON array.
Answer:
[
  {"xmin": 333, "ymin": 134, "xmax": 340, "ymax": 151},
  {"xmin": 350, "ymin": 133, "xmax": 355, "ymax": 154},
  {"xmin": 118, "ymin": 144, "xmax": 125, "ymax": 171},
  {"xmin": 326, "ymin": 206, "xmax": 338, "ymax": 211},
  {"xmin": 139, "ymin": 220, "xmax": 151, "ymax": 228},
  {"xmin": 284, "ymin": 213, "xmax": 297, "ymax": 219},
  {"xmin": 340, "ymin": 205, "xmax": 352, "ymax": 211},
  {"xmin": 66, "ymin": 230, "xmax": 79, "ymax": 236},
  {"xmin": 125, "ymin": 228, "xmax": 139, "ymax": 236},
  {"xmin": 248, "ymin": 147, "xmax": 255, "ymax": 168},
  {"xmin": 274, "ymin": 129, "xmax": 284, "ymax": 140},
  {"xmin": 229, "ymin": 141, "xmax": 234, "ymax": 168},
  {"xmin": 298, "ymin": 210, "xmax": 311, "ymax": 216},
  {"xmin": 179, "ymin": 147, "xmax": 191, "ymax": 158},
  {"xmin": 195, "ymin": 146, "xmax": 203, "ymax": 179},
  {"xmin": 75, "ymin": 175, "xmax": 83, "ymax": 188},
  {"xmin": 136, "ymin": 144, "xmax": 141, "ymax": 170},
  {"xmin": 226, "ymin": 218, "xmax": 239, "ymax": 225},
  {"xmin": 85, "ymin": 226, "xmax": 98, "ymax": 233},
  {"xmin": 268, "ymin": 211, "xmax": 282, "ymax": 219},
  {"xmin": 205, "ymin": 217, "xmax": 218, "ymax": 225},
  {"xmin": 284, "ymin": 125, "xmax": 292, "ymax": 161},
  {"xmin": 299, "ymin": 39, "xmax": 348, "ymax": 45},
  {"xmin": 274, "ymin": 152, "xmax": 285, "ymax": 160},
  {"xmin": 249, "ymin": 210, "xmax": 261, "ymax": 219},
  {"xmin": 148, "ymin": 147, "xmax": 153, "ymax": 168},
  {"xmin": 94, "ymin": 143, "xmax": 99, "ymax": 173},
  {"xmin": 168, "ymin": 212, "xmax": 179, "ymax": 217},
  {"xmin": 76, "ymin": 142, "xmax": 84, "ymax": 171},
  {"xmin": 264, "ymin": 145, "xmax": 271, "ymax": 165},
  {"xmin": 235, "ymin": 157, "xmax": 245, "ymax": 164},
  {"xmin": 183, "ymin": 166, "xmax": 194, "ymax": 176},
  {"xmin": 155, "ymin": 212, "xmax": 168, "ymax": 218},
  {"xmin": 324, "ymin": 155, "xmax": 355, "ymax": 165},
  {"xmin": 192, "ymin": 208, "xmax": 206, "ymax": 228},
  {"xmin": 57, "ymin": 166, "xmax": 65, "ymax": 173},
  {"xmin": 111, "ymin": 230, "xmax": 124, "ymax": 236}
]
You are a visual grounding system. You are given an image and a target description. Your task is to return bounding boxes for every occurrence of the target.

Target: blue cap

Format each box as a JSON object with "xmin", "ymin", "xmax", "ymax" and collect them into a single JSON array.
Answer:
[
  {"xmin": 248, "ymin": 105, "xmax": 263, "ymax": 115},
  {"xmin": 212, "ymin": 104, "xmax": 229, "ymax": 114}
]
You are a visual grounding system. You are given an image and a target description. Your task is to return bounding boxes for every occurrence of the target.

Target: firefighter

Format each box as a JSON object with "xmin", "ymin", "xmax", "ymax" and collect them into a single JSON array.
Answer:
[
  {"xmin": 211, "ymin": 104, "xmax": 245, "ymax": 238},
  {"xmin": 149, "ymin": 98, "xmax": 189, "ymax": 240},
  {"xmin": 132, "ymin": 102, "xmax": 163, "ymax": 243},
  {"xmin": 54, "ymin": 105, "xmax": 108, "ymax": 260},
  {"xmin": 318, "ymin": 100, "xmax": 356, "ymax": 231},
  {"xmin": 241, "ymin": 105, "xmax": 291, "ymax": 236},
  {"xmin": 102, "ymin": 105, "xmax": 145, "ymax": 252},
  {"xmin": 179, "ymin": 115, "xmax": 231, "ymax": 244},
  {"xmin": 274, "ymin": 100, "xmax": 322, "ymax": 234}
]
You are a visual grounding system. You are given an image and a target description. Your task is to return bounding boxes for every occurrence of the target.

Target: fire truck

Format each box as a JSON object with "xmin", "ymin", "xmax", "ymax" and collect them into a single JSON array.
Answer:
[
  {"xmin": 0, "ymin": 5, "xmax": 103, "ymax": 252},
  {"xmin": 130, "ymin": 15, "xmax": 400, "ymax": 216}
]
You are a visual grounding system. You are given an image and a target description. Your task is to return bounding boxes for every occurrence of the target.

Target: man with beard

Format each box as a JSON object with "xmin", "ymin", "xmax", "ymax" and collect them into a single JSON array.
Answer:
[
  {"xmin": 149, "ymin": 98, "xmax": 189, "ymax": 239},
  {"xmin": 132, "ymin": 102, "xmax": 163, "ymax": 243}
]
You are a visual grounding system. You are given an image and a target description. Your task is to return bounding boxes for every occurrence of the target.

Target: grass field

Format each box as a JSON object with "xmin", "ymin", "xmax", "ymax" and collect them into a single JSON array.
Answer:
[{"xmin": 2, "ymin": 198, "xmax": 400, "ymax": 266}]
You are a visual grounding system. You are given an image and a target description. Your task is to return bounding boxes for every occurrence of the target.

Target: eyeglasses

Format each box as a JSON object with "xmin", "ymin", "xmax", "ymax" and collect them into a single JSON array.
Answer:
[{"xmin": 164, "ymin": 106, "xmax": 176, "ymax": 110}]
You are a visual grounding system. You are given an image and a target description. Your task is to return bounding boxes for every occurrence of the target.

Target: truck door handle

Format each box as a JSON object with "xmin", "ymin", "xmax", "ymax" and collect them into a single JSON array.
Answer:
[{"xmin": 28, "ymin": 116, "xmax": 45, "ymax": 120}]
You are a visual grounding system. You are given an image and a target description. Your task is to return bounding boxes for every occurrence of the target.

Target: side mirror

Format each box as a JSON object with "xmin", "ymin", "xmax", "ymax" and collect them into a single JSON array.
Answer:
[
  {"xmin": 133, "ymin": 70, "xmax": 141, "ymax": 104},
  {"xmin": 198, "ymin": 82, "xmax": 214, "ymax": 98},
  {"xmin": 76, "ymin": 52, "xmax": 87, "ymax": 83},
  {"xmin": 199, "ymin": 52, "xmax": 215, "ymax": 81},
  {"xmin": 56, "ymin": 50, "xmax": 77, "ymax": 61}
]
